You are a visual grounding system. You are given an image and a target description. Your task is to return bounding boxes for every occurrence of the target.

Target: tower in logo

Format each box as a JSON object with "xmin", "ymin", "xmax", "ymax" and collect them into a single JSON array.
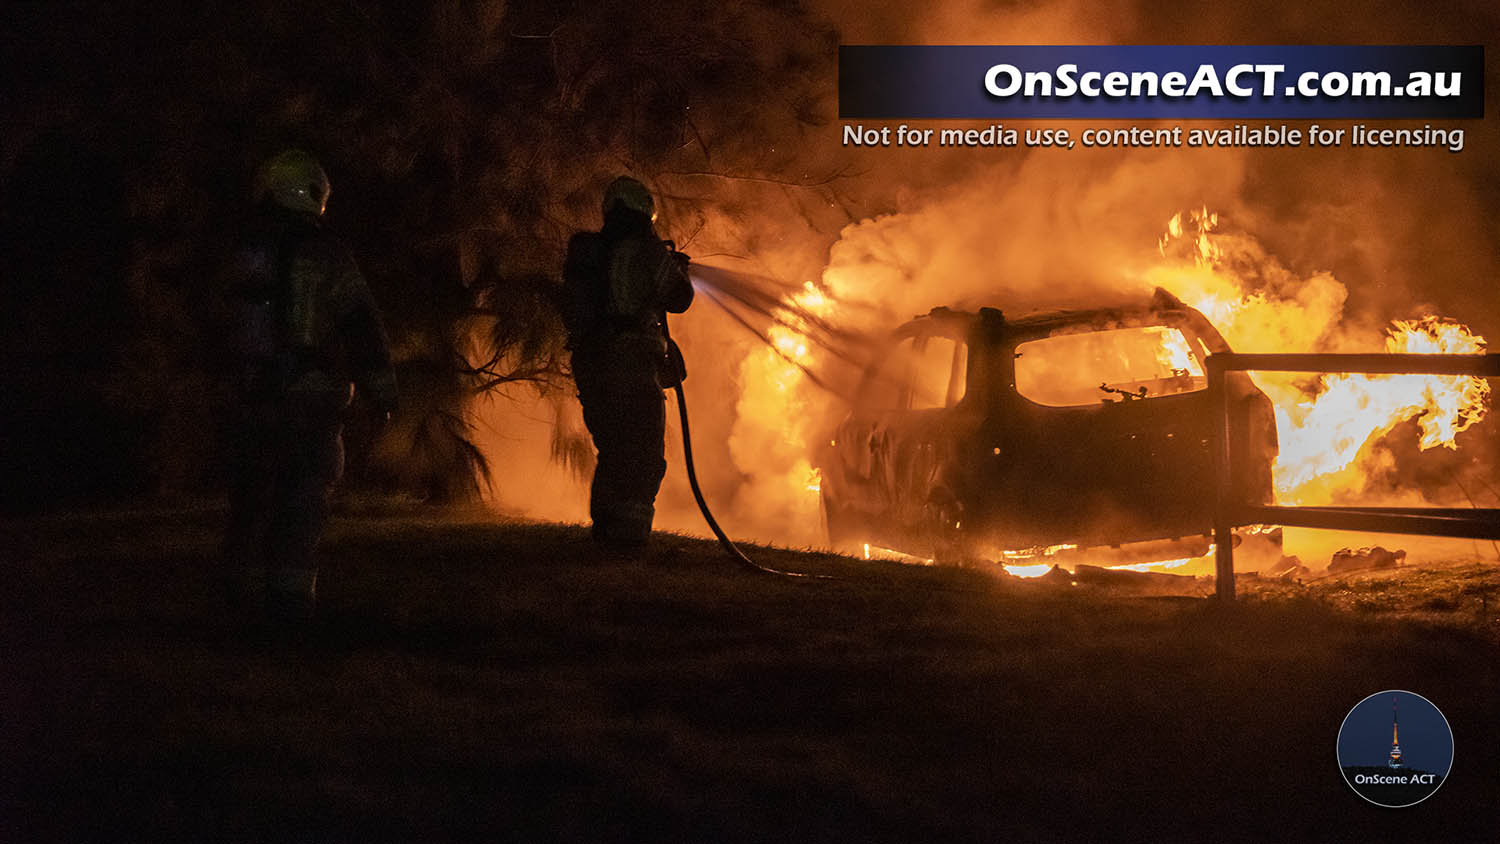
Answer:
[
  {"xmin": 1339, "ymin": 690, "xmax": 1451, "ymax": 807},
  {"xmin": 1387, "ymin": 696, "xmax": 1403, "ymax": 769}
]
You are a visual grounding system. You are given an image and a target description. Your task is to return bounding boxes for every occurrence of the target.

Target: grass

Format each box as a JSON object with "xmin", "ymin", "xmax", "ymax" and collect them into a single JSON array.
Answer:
[{"xmin": 2, "ymin": 503, "xmax": 1497, "ymax": 842}]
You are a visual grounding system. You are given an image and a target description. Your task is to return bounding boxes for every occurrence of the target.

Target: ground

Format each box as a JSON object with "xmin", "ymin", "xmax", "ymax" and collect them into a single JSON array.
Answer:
[{"xmin": 3, "ymin": 503, "xmax": 1497, "ymax": 843}]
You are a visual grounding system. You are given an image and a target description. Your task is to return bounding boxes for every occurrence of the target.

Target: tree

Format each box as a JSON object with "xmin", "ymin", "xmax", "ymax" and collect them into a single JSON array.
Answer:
[{"xmin": 0, "ymin": 0, "xmax": 844, "ymax": 507}]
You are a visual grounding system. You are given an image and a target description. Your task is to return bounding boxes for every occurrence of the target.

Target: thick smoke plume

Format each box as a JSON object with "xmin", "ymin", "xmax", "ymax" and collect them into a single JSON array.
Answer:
[{"xmin": 473, "ymin": 0, "xmax": 1499, "ymax": 563}]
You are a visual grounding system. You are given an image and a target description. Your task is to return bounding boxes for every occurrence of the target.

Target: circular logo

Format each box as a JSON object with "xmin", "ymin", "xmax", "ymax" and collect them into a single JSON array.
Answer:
[{"xmin": 1337, "ymin": 690, "xmax": 1453, "ymax": 807}]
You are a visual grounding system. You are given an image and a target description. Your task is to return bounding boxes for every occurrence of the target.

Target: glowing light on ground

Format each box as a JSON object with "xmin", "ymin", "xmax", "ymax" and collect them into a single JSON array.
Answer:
[
  {"xmin": 1003, "ymin": 564, "xmax": 1055, "ymax": 578},
  {"xmin": 1104, "ymin": 558, "xmax": 1193, "ymax": 573},
  {"xmin": 1001, "ymin": 543, "xmax": 1078, "ymax": 560}
]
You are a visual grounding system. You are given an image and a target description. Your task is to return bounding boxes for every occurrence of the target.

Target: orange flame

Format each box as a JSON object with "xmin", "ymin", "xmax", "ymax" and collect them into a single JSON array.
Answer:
[
  {"xmin": 735, "ymin": 206, "xmax": 1489, "ymax": 561},
  {"xmin": 1150, "ymin": 208, "xmax": 1490, "ymax": 505},
  {"xmin": 1273, "ymin": 318, "xmax": 1489, "ymax": 503},
  {"xmin": 727, "ymin": 281, "xmax": 838, "ymax": 538}
]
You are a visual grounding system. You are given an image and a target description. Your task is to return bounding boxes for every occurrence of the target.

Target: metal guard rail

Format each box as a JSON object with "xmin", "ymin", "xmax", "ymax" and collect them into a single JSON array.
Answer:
[{"xmin": 1207, "ymin": 352, "xmax": 1500, "ymax": 600}]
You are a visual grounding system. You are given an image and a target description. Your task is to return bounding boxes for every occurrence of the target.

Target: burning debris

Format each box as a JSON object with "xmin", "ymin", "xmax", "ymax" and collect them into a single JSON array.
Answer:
[
  {"xmin": 1262, "ymin": 554, "xmax": 1311, "ymax": 580},
  {"xmin": 1330, "ymin": 546, "xmax": 1408, "ymax": 574},
  {"xmin": 1072, "ymin": 564, "xmax": 1200, "ymax": 591}
]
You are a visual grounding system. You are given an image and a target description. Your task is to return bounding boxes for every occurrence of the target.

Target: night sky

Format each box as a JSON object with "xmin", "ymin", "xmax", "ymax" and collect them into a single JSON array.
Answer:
[{"xmin": 1337, "ymin": 690, "xmax": 1454, "ymax": 771}]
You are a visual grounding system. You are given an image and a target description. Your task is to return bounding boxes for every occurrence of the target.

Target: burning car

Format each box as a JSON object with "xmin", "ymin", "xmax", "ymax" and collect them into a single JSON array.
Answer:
[{"xmin": 815, "ymin": 289, "xmax": 1278, "ymax": 565}]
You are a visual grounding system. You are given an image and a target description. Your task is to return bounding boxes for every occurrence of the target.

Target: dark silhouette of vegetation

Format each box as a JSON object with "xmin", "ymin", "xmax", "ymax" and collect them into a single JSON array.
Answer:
[{"xmin": 0, "ymin": 0, "xmax": 841, "ymax": 509}]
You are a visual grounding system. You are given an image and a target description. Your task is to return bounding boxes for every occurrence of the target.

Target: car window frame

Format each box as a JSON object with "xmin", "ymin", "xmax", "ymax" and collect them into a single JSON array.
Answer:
[
  {"xmin": 1008, "ymin": 318, "xmax": 1213, "ymax": 410},
  {"xmin": 857, "ymin": 328, "xmax": 920, "ymax": 413},
  {"xmin": 858, "ymin": 320, "xmax": 974, "ymax": 415}
]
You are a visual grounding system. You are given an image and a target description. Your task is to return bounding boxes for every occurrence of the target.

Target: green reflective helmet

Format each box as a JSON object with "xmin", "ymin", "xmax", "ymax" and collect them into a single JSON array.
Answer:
[
  {"xmin": 254, "ymin": 149, "xmax": 331, "ymax": 215},
  {"xmin": 602, "ymin": 176, "xmax": 655, "ymax": 221}
]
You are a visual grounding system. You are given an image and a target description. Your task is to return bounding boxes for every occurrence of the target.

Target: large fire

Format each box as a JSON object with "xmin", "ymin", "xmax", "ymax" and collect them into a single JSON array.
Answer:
[
  {"xmin": 731, "ymin": 206, "xmax": 1490, "ymax": 577},
  {"xmin": 1269, "ymin": 318, "xmax": 1490, "ymax": 503},
  {"xmin": 1153, "ymin": 208, "xmax": 1490, "ymax": 506},
  {"xmin": 726, "ymin": 280, "xmax": 839, "ymax": 542}
]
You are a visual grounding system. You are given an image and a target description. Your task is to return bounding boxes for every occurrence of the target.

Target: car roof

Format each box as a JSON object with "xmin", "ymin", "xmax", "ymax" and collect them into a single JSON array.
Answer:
[{"xmin": 903, "ymin": 289, "xmax": 1209, "ymax": 339}]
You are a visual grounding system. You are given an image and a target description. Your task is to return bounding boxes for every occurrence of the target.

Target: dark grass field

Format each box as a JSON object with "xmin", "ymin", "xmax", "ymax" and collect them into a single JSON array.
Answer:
[{"xmin": 3, "ymin": 505, "xmax": 1497, "ymax": 843}]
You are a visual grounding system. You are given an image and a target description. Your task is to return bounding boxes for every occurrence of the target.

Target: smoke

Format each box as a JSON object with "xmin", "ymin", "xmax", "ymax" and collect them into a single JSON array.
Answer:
[
  {"xmin": 819, "ymin": 151, "xmax": 1248, "ymax": 322},
  {"xmin": 468, "ymin": 0, "xmax": 1499, "ymax": 560},
  {"xmin": 819, "ymin": 0, "xmax": 1500, "ymax": 341},
  {"xmin": 476, "ymin": 385, "xmax": 592, "ymax": 523}
]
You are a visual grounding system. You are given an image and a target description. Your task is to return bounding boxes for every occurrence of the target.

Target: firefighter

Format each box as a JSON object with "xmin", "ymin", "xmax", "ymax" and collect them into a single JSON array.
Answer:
[
  {"xmin": 219, "ymin": 149, "xmax": 397, "ymax": 618},
  {"xmin": 563, "ymin": 176, "xmax": 693, "ymax": 553}
]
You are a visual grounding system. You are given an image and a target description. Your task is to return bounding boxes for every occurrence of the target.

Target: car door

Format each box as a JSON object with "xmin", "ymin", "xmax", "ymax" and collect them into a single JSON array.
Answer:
[
  {"xmin": 878, "ymin": 331, "xmax": 969, "ymax": 538},
  {"xmin": 833, "ymin": 332, "xmax": 918, "ymax": 529},
  {"xmin": 1005, "ymin": 323, "xmax": 1218, "ymax": 545}
]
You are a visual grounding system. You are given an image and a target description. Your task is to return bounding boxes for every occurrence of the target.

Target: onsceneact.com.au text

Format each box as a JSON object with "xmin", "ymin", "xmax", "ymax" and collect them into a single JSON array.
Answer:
[{"xmin": 983, "ymin": 63, "xmax": 1464, "ymax": 100}]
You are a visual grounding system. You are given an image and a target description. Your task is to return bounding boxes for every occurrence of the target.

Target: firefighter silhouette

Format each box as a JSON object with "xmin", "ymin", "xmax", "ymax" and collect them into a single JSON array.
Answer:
[
  {"xmin": 563, "ymin": 176, "xmax": 693, "ymax": 551},
  {"xmin": 218, "ymin": 150, "xmax": 397, "ymax": 617}
]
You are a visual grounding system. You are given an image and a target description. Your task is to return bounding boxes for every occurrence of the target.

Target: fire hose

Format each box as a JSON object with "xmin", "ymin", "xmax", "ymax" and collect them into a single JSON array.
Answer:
[
  {"xmin": 663, "ymin": 313, "xmax": 833, "ymax": 580},
  {"xmin": 670, "ymin": 382, "xmax": 833, "ymax": 580},
  {"xmin": 663, "ymin": 312, "xmax": 989, "ymax": 592},
  {"xmin": 667, "ymin": 381, "xmax": 1011, "ymax": 594}
]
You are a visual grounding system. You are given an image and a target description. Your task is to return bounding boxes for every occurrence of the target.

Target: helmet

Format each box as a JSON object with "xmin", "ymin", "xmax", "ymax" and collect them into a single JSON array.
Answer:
[
  {"xmin": 254, "ymin": 149, "xmax": 331, "ymax": 215},
  {"xmin": 602, "ymin": 176, "xmax": 654, "ymax": 220}
]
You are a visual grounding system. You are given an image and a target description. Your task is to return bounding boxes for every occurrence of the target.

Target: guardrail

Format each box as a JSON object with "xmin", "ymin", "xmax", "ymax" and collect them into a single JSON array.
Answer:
[{"xmin": 1206, "ymin": 352, "xmax": 1500, "ymax": 600}]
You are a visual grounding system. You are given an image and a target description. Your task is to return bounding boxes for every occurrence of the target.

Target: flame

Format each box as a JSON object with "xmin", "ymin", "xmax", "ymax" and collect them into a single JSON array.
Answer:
[
  {"xmin": 1272, "ymin": 318, "xmax": 1489, "ymax": 502},
  {"xmin": 729, "ymin": 205, "xmax": 1489, "ymax": 562},
  {"xmin": 1003, "ymin": 564, "xmax": 1054, "ymax": 578},
  {"xmin": 1150, "ymin": 209, "xmax": 1490, "ymax": 505},
  {"xmin": 1001, "ymin": 544, "xmax": 1077, "ymax": 578},
  {"xmin": 806, "ymin": 467, "xmax": 822, "ymax": 493},
  {"xmin": 727, "ymin": 280, "xmax": 838, "ymax": 537},
  {"xmin": 1001, "ymin": 543, "xmax": 1078, "ymax": 560},
  {"xmin": 1153, "ymin": 326, "xmax": 1204, "ymax": 375},
  {"xmin": 1104, "ymin": 557, "xmax": 1192, "ymax": 573},
  {"xmin": 1006, "ymin": 549, "xmax": 1207, "ymax": 579}
]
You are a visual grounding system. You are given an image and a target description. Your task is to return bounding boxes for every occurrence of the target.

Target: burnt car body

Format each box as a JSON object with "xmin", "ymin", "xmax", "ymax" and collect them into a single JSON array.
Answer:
[{"xmin": 816, "ymin": 289, "xmax": 1278, "ymax": 563}]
